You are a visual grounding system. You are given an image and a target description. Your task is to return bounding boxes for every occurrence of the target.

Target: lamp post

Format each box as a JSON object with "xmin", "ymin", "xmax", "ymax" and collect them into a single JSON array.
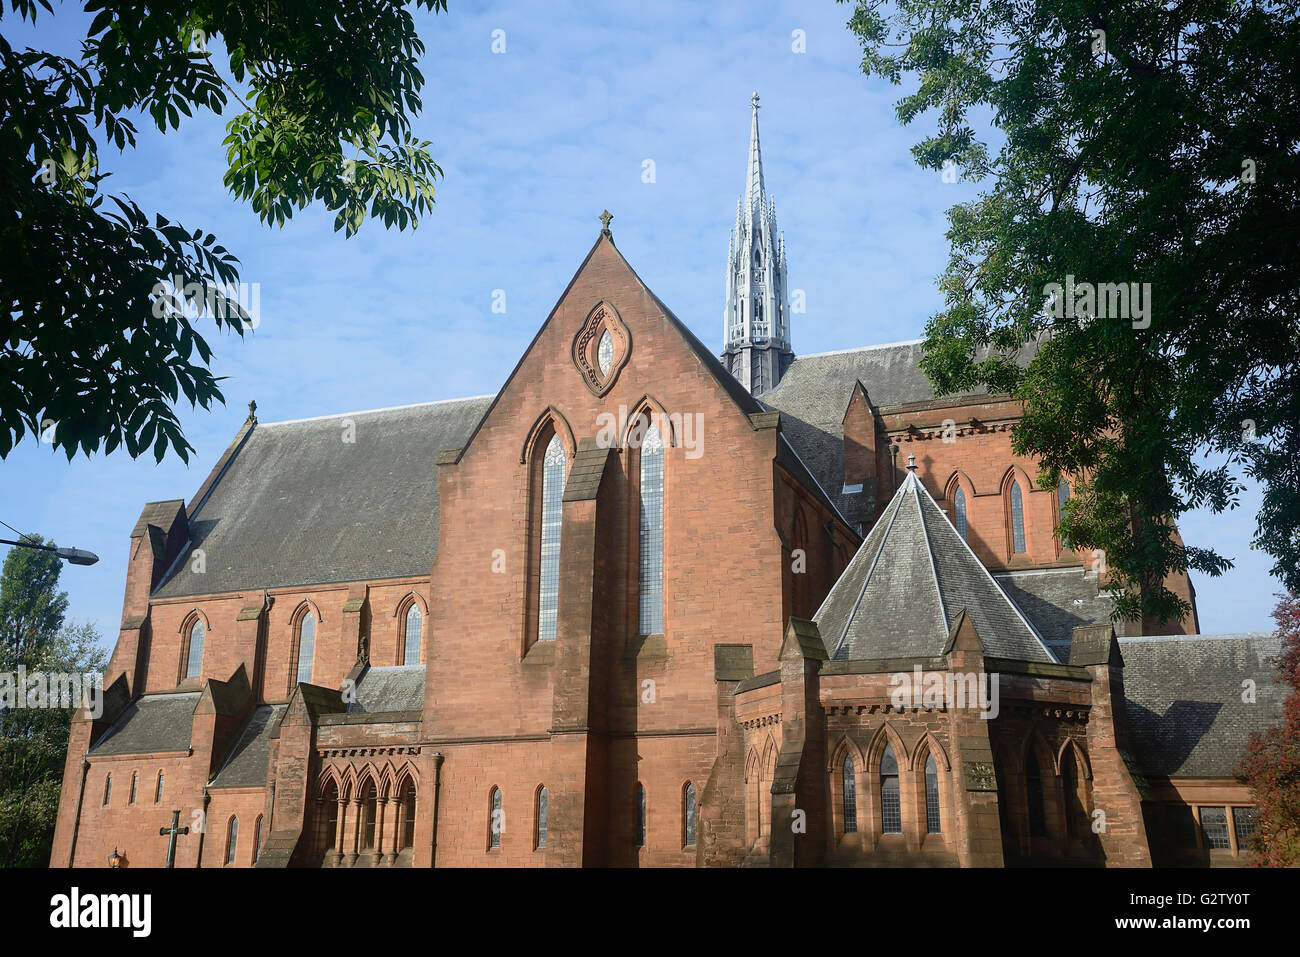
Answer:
[{"xmin": 0, "ymin": 538, "xmax": 98, "ymax": 565}]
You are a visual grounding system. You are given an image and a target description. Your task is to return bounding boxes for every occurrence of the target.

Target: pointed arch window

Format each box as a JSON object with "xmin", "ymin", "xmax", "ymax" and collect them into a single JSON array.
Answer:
[
  {"xmin": 225, "ymin": 817, "xmax": 238, "ymax": 865},
  {"xmin": 683, "ymin": 782, "xmax": 697, "ymax": 848},
  {"xmin": 154, "ymin": 771, "xmax": 163, "ymax": 803},
  {"xmin": 401, "ymin": 780, "xmax": 416, "ymax": 849},
  {"xmin": 842, "ymin": 756, "xmax": 858, "ymax": 834},
  {"xmin": 361, "ymin": 782, "xmax": 377, "ymax": 850},
  {"xmin": 1057, "ymin": 479, "xmax": 1071, "ymax": 548},
  {"xmin": 880, "ymin": 744, "xmax": 901, "ymax": 834},
  {"xmin": 489, "ymin": 787, "xmax": 503, "ymax": 849},
  {"xmin": 253, "ymin": 815, "xmax": 263, "ymax": 863},
  {"xmin": 185, "ymin": 618, "xmax": 204, "ymax": 679},
  {"xmin": 295, "ymin": 610, "xmax": 316, "ymax": 685},
  {"xmin": 635, "ymin": 783, "xmax": 647, "ymax": 847},
  {"xmin": 638, "ymin": 421, "xmax": 665, "ymax": 635},
  {"xmin": 538, "ymin": 435, "xmax": 566, "ymax": 643},
  {"xmin": 953, "ymin": 486, "xmax": 968, "ymax": 542},
  {"xmin": 130, "ymin": 772, "xmax": 138, "ymax": 805},
  {"xmin": 925, "ymin": 754, "xmax": 941, "ymax": 834},
  {"xmin": 403, "ymin": 603, "xmax": 423, "ymax": 665},
  {"xmin": 320, "ymin": 780, "xmax": 339, "ymax": 851},
  {"xmin": 1026, "ymin": 751, "xmax": 1047, "ymax": 838},
  {"xmin": 103, "ymin": 775, "xmax": 111, "ymax": 806},
  {"xmin": 1009, "ymin": 479, "xmax": 1026, "ymax": 553},
  {"xmin": 535, "ymin": 786, "xmax": 548, "ymax": 850}
]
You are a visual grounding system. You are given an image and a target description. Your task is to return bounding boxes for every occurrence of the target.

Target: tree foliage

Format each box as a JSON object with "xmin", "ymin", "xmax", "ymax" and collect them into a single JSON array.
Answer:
[
  {"xmin": 1, "ymin": 0, "xmax": 447, "ymax": 462},
  {"xmin": 844, "ymin": 0, "xmax": 1300, "ymax": 623},
  {"xmin": 0, "ymin": 538, "xmax": 106, "ymax": 868},
  {"xmin": 1238, "ymin": 591, "xmax": 1300, "ymax": 866}
]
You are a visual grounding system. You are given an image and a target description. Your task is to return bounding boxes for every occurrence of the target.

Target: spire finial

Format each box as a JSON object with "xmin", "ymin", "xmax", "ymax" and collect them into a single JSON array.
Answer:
[
  {"xmin": 907, "ymin": 454, "xmax": 917, "ymax": 471},
  {"xmin": 247, "ymin": 399, "xmax": 257, "ymax": 423},
  {"xmin": 750, "ymin": 90, "xmax": 760, "ymax": 111},
  {"xmin": 599, "ymin": 209, "xmax": 613, "ymax": 234}
]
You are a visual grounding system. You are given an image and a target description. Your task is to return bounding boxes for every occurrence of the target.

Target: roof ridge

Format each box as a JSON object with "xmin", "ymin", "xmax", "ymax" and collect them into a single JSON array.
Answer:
[
  {"xmin": 911, "ymin": 472, "xmax": 948, "ymax": 633},
  {"xmin": 792, "ymin": 339, "xmax": 925, "ymax": 361},
  {"xmin": 259, "ymin": 394, "xmax": 495, "ymax": 428},
  {"xmin": 909, "ymin": 476, "xmax": 1057, "ymax": 662},
  {"xmin": 829, "ymin": 484, "xmax": 908, "ymax": 658},
  {"xmin": 1120, "ymin": 632, "xmax": 1278, "ymax": 643}
]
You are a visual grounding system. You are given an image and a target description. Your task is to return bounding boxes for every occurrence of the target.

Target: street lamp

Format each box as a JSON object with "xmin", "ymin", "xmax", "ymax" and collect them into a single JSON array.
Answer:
[{"xmin": 0, "ymin": 538, "xmax": 99, "ymax": 566}]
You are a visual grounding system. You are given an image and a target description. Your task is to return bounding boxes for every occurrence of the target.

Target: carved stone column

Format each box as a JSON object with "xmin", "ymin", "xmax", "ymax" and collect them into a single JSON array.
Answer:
[{"xmin": 344, "ymin": 798, "xmax": 361, "ymax": 866}]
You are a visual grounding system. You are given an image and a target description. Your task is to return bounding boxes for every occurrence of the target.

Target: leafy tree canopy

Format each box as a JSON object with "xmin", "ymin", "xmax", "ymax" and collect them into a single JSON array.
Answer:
[
  {"xmin": 1, "ymin": 0, "xmax": 447, "ymax": 462},
  {"xmin": 844, "ymin": 0, "xmax": 1300, "ymax": 624}
]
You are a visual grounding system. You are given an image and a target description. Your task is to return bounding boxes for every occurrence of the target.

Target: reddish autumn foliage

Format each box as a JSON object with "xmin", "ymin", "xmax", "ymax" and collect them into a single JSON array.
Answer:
[{"xmin": 1238, "ymin": 592, "xmax": 1300, "ymax": 866}]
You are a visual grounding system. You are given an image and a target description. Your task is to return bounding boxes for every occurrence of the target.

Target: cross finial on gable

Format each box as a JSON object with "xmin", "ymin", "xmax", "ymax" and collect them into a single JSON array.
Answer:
[{"xmin": 599, "ymin": 209, "xmax": 613, "ymax": 235}]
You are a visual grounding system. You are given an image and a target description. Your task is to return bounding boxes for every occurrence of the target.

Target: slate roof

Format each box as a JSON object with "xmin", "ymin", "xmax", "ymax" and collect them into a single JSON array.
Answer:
[
  {"xmin": 155, "ymin": 397, "xmax": 493, "ymax": 598},
  {"xmin": 760, "ymin": 342, "xmax": 988, "ymax": 519},
  {"xmin": 994, "ymin": 567, "xmax": 1117, "ymax": 652},
  {"xmin": 90, "ymin": 692, "xmax": 200, "ymax": 755},
  {"xmin": 815, "ymin": 470, "xmax": 1056, "ymax": 663},
  {"xmin": 209, "ymin": 704, "xmax": 284, "ymax": 789},
  {"xmin": 347, "ymin": 665, "xmax": 425, "ymax": 714},
  {"xmin": 1120, "ymin": 633, "xmax": 1285, "ymax": 779}
]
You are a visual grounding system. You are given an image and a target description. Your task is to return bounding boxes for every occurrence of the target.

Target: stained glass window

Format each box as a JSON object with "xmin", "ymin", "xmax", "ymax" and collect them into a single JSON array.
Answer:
[
  {"xmin": 639, "ymin": 422, "xmax": 665, "ymax": 635},
  {"xmin": 925, "ymin": 754, "xmax": 941, "ymax": 834},
  {"xmin": 539, "ymin": 435, "xmax": 566, "ymax": 642},
  {"xmin": 684, "ymin": 783, "xmax": 697, "ymax": 847},
  {"xmin": 490, "ymin": 788, "xmax": 502, "ymax": 849},
  {"xmin": 185, "ymin": 619, "xmax": 204, "ymax": 678},
  {"xmin": 1010, "ymin": 480, "xmax": 1026, "ymax": 553},
  {"xmin": 954, "ymin": 486, "xmax": 968, "ymax": 542},
  {"xmin": 225, "ymin": 818, "xmax": 238, "ymax": 865},
  {"xmin": 597, "ymin": 329, "xmax": 614, "ymax": 375},
  {"xmin": 296, "ymin": 611, "xmax": 315, "ymax": 684},
  {"xmin": 881, "ymin": 744, "xmax": 901, "ymax": 834},
  {"xmin": 842, "ymin": 756, "xmax": 857, "ymax": 834},
  {"xmin": 536, "ymin": 786, "xmax": 548, "ymax": 849},
  {"xmin": 404, "ymin": 603, "xmax": 422, "ymax": 665}
]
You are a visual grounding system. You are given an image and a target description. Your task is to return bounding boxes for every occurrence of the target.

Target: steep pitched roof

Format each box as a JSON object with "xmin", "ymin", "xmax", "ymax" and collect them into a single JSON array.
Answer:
[
  {"xmin": 89, "ymin": 691, "xmax": 200, "ymax": 755},
  {"xmin": 209, "ymin": 704, "xmax": 284, "ymax": 789},
  {"xmin": 814, "ymin": 469, "xmax": 1055, "ymax": 663},
  {"xmin": 154, "ymin": 396, "xmax": 492, "ymax": 598},
  {"xmin": 346, "ymin": 665, "xmax": 425, "ymax": 714},
  {"xmin": 1120, "ymin": 633, "xmax": 1285, "ymax": 778}
]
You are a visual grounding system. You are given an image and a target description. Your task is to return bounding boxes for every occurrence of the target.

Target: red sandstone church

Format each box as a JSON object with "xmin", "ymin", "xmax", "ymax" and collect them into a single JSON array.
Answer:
[{"xmin": 52, "ymin": 97, "xmax": 1280, "ymax": 868}]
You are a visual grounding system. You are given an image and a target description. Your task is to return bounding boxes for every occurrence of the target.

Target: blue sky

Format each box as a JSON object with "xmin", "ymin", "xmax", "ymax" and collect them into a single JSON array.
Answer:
[{"xmin": 0, "ymin": 0, "xmax": 1280, "ymax": 648}]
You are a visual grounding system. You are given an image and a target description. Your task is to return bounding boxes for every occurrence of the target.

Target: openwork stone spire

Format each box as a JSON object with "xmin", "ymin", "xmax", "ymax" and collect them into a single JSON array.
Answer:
[{"xmin": 722, "ymin": 91, "xmax": 793, "ymax": 396}]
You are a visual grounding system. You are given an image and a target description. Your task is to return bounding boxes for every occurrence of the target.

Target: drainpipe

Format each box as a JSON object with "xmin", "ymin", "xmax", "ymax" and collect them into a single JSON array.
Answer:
[
  {"xmin": 195, "ymin": 787, "xmax": 210, "ymax": 867},
  {"xmin": 430, "ymin": 753, "xmax": 444, "ymax": 868},
  {"xmin": 66, "ymin": 754, "xmax": 90, "ymax": 868}
]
